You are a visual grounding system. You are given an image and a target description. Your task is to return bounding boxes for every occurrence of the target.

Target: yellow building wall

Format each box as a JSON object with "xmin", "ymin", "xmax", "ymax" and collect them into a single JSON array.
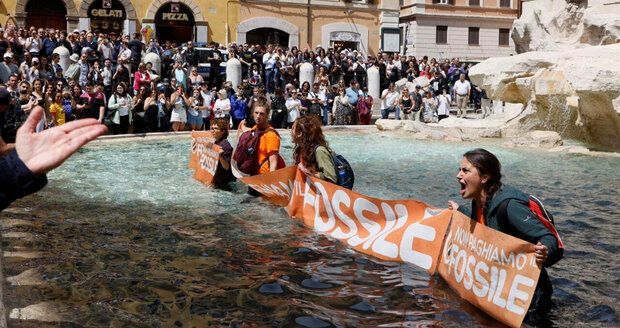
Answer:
[
  {"xmin": 239, "ymin": 3, "xmax": 381, "ymax": 54},
  {"xmin": 1, "ymin": 0, "xmax": 18, "ymax": 28},
  {"xmin": 0, "ymin": 0, "xmax": 239, "ymax": 44}
]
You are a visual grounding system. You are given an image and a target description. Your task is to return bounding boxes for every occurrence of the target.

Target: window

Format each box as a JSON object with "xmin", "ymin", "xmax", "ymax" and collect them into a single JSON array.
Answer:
[
  {"xmin": 500, "ymin": 0, "xmax": 511, "ymax": 7},
  {"xmin": 499, "ymin": 28, "xmax": 510, "ymax": 46},
  {"xmin": 436, "ymin": 26, "xmax": 447, "ymax": 44},
  {"xmin": 468, "ymin": 27, "xmax": 479, "ymax": 45},
  {"xmin": 469, "ymin": 0, "xmax": 480, "ymax": 6},
  {"xmin": 433, "ymin": 0, "xmax": 451, "ymax": 4}
]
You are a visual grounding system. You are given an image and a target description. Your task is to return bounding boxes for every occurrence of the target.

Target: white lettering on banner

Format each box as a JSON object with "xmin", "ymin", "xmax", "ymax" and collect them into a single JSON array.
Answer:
[
  {"xmin": 248, "ymin": 180, "xmax": 294, "ymax": 199},
  {"xmin": 162, "ymin": 13, "xmax": 189, "ymax": 21},
  {"xmin": 442, "ymin": 230, "xmax": 535, "ymax": 316},
  {"xmin": 199, "ymin": 151, "xmax": 218, "ymax": 175},
  {"xmin": 371, "ymin": 204, "xmax": 408, "ymax": 259},
  {"xmin": 292, "ymin": 179, "xmax": 440, "ymax": 268},
  {"xmin": 400, "ymin": 222, "xmax": 435, "ymax": 270},
  {"xmin": 454, "ymin": 227, "xmax": 530, "ymax": 270},
  {"xmin": 91, "ymin": 9, "xmax": 123, "ymax": 18},
  {"xmin": 330, "ymin": 190, "xmax": 358, "ymax": 240}
]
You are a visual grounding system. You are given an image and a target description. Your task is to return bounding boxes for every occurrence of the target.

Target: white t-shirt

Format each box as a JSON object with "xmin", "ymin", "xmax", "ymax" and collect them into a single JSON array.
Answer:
[
  {"xmin": 214, "ymin": 98, "xmax": 231, "ymax": 118},
  {"xmin": 437, "ymin": 94, "xmax": 451, "ymax": 116},
  {"xmin": 200, "ymin": 91, "xmax": 213, "ymax": 118},
  {"xmin": 285, "ymin": 97, "xmax": 301, "ymax": 123},
  {"xmin": 454, "ymin": 80, "xmax": 471, "ymax": 96},
  {"xmin": 381, "ymin": 90, "xmax": 399, "ymax": 109}
]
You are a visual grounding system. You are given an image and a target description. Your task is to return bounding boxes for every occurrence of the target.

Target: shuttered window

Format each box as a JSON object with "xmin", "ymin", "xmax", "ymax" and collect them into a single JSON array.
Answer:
[
  {"xmin": 436, "ymin": 26, "xmax": 448, "ymax": 44},
  {"xmin": 468, "ymin": 27, "xmax": 479, "ymax": 45},
  {"xmin": 499, "ymin": 28, "xmax": 510, "ymax": 46}
]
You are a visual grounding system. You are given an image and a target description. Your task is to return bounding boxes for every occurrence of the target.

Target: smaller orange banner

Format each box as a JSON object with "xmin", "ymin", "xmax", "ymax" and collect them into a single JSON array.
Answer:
[
  {"xmin": 189, "ymin": 131, "xmax": 222, "ymax": 186},
  {"xmin": 437, "ymin": 211, "xmax": 541, "ymax": 328}
]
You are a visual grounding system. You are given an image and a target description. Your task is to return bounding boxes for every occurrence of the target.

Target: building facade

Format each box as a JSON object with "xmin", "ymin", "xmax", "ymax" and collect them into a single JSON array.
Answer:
[
  {"xmin": 0, "ymin": 0, "xmax": 239, "ymax": 45},
  {"xmin": 399, "ymin": 0, "xmax": 518, "ymax": 61},
  {"xmin": 0, "ymin": 0, "xmax": 399, "ymax": 55},
  {"xmin": 235, "ymin": 0, "xmax": 400, "ymax": 56}
]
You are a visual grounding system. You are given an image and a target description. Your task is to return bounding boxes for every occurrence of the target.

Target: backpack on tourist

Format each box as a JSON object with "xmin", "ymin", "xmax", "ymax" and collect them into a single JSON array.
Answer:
[{"xmin": 498, "ymin": 195, "xmax": 565, "ymax": 266}]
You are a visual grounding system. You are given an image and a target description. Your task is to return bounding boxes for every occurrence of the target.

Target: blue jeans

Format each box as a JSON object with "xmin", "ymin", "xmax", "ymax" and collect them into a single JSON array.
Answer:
[
  {"xmin": 322, "ymin": 106, "xmax": 330, "ymax": 126},
  {"xmin": 265, "ymin": 69, "xmax": 275, "ymax": 93},
  {"xmin": 381, "ymin": 106, "xmax": 401, "ymax": 119}
]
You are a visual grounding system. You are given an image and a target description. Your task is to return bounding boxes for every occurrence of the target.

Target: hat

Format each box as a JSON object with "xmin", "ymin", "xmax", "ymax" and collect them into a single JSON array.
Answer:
[
  {"xmin": 73, "ymin": 29, "xmax": 80, "ymax": 34},
  {"xmin": 0, "ymin": 88, "xmax": 11, "ymax": 106},
  {"xmin": 3, "ymin": 52, "xmax": 13, "ymax": 59},
  {"xmin": 315, "ymin": 44, "xmax": 322, "ymax": 49},
  {"xmin": 70, "ymin": 54, "xmax": 79, "ymax": 62},
  {"xmin": 32, "ymin": 57, "xmax": 39, "ymax": 62}
]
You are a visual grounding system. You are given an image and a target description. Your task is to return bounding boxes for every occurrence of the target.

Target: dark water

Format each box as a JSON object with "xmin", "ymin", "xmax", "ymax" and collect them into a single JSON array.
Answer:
[{"xmin": 2, "ymin": 131, "xmax": 619, "ymax": 327}]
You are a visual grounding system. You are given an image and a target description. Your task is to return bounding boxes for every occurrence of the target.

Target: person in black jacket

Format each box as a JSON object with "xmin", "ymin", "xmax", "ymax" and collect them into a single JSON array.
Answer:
[
  {"xmin": 0, "ymin": 88, "xmax": 107, "ymax": 211},
  {"xmin": 448, "ymin": 148, "xmax": 560, "ymax": 325}
]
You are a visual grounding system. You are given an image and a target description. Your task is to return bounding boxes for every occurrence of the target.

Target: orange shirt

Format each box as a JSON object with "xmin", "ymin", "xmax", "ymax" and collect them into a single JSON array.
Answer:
[
  {"xmin": 476, "ymin": 207, "xmax": 486, "ymax": 226},
  {"xmin": 253, "ymin": 126, "xmax": 281, "ymax": 174}
]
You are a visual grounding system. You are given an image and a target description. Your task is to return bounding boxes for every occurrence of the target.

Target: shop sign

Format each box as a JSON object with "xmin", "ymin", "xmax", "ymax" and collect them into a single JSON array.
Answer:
[{"xmin": 156, "ymin": 2, "xmax": 194, "ymax": 22}]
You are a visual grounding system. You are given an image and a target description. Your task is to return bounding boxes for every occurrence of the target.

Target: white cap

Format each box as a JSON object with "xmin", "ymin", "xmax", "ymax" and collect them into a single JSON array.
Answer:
[{"xmin": 3, "ymin": 52, "xmax": 12, "ymax": 58}]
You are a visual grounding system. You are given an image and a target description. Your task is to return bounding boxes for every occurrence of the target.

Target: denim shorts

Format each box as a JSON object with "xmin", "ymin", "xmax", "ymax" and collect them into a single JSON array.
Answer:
[{"xmin": 187, "ymin": 113, "xmax": 202, "ymax": 126}]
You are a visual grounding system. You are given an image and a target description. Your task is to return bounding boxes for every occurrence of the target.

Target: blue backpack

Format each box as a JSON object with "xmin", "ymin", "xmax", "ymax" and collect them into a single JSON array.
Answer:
[{"xmin": 332, "ymin": 153, "xmax": 354, "ymax": 190}]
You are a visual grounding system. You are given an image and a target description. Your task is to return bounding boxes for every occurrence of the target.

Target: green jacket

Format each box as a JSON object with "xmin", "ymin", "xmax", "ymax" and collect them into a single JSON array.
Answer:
[
  {"xmin": 458, "ymin": 184, "xmax": 560, "ymax": 267},
  {"xmin": 315, "ymin": 146, "xmax": 337, "ymax": 184}
]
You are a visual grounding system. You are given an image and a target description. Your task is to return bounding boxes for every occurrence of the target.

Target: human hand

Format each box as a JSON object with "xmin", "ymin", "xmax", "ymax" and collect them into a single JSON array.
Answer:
[
  {"xmin": 448, "ymin": 200, "xmax": 459, "ymax": 211},
  {"xmin": 298, "ymin": 162, "xmax": 311, "ymax": 175},
  {"xmin": 15, "ymin": 105, "xmax": 107, "ymax": 175},
  {"xmin": 534, "ymin": 242, "xmax": 548, "ymax": 266}
]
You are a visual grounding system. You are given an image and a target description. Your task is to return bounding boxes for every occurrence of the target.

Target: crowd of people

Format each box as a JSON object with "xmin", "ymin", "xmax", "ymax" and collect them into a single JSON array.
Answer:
[{"xmin": 0, "ymin": 25, "xmax": 490, "ymax": 141}]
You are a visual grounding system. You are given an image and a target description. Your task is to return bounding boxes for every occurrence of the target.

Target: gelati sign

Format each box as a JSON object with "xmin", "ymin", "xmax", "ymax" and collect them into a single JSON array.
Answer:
[
  {"xmin": 156, "ymin": 2, "xmax": 194, "ymax": 22},
  {"xmin": 88, "ymin": 0, "xmax": 126, "ymax": 20}
]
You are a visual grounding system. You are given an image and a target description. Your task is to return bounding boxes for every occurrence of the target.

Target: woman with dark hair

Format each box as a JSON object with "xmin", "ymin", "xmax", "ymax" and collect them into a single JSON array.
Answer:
[
  {"xmin": 144, "ymin": 88, "xmax": 160, "ymax": 132},
  {"xmin": 448, "ymin": 148, "xmax": 560, "ymax": 324},
  {"xmin": 211, "ymin": 119, "xmax": 236, "ymax": 189},
  {"xmin": 132, "ymin": 85, "xmax": 149, "ymax": 133},
  {"xmin": 187, "ymin": 88, "xmax": 205, "ymax": 131},
  {"xmin": 291, "ymin": 115, "xmax": 336, "ymax": 183},
  {"xmin": 108, "ymin": 82, "xmax": 133, "ymax": 134}
]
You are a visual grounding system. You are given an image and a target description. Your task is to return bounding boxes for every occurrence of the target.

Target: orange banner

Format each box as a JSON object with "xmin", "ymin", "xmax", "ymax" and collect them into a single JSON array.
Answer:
[
  {"xmin": 189, "ymin": 131, "xmax": 222, "ymax": 186},
  {"xmin": 437, "ymin": 211, "xmax": 540, "ymax": 327},
  {"xmin": 190, "ymin": 145, "xmax": 541, "ymax": 327},
  {"xmin": 239, "ymin": 166, "xmax": 298, "ymax": 207},
  {"xmin": 286, "ymin": 170, "xmax": 451, "ymax": 273}
]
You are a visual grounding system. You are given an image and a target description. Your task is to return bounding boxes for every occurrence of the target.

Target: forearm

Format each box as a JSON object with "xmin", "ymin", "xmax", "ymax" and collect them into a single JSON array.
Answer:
[{"xmin": 0, "ymin": 149, "xmax": 48, "ymax": 211}]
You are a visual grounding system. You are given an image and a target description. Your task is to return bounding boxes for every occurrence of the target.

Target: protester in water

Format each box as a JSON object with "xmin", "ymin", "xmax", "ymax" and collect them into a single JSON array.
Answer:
[
  {"xmin": 291, "ymin": 115, "xmax": 336, "ymax": 183},
  {"xmin": 237, "ymin": 96, "xmax": 284, "ymax": 196},
  {"xmin": 211, "ymin": 119, "xmax": 236, "ymax": 189},
  {"xmin": 448, "ymin": 148, "xmax": 560, "ymax": 324}
]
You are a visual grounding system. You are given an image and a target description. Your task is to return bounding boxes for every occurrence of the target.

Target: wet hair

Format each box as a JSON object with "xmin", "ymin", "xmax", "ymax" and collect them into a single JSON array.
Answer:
[
  {"xmin": 463, "ymin": 148, "xmax": 503, "ymax": 198},
  {"xmin": 212, "ymin": 118, "xmax": 229, "ymax": 140},
  {"xmin": 292, "ymin": 115, "xmax": 330, "ymax": 174}
]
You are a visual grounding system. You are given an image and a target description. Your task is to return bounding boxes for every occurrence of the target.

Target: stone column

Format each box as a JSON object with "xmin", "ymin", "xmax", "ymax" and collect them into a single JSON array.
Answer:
[
  {"xmin": 144, "ymin": 53, "xmax": 161, "ymax": 75},
  {"xmin": 367, "ymin": 66, "xmax": 381, "ymax": 116},
  {"xmin": 299, "ymin": 63, "xmax": 314, "ymax": 89},
  {"xmin": 226, "ymin": 58, "xmax": 242, "ymax": 92},
  {"xmin": 53, "ymin": 46, "xmax": 70, "ymax": 72}
]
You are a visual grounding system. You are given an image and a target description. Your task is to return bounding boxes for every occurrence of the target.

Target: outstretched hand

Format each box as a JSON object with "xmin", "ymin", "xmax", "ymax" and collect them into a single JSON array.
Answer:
[{"xmin": 15, "ymin": 105, "xmax": 108, "ymax": 175}]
